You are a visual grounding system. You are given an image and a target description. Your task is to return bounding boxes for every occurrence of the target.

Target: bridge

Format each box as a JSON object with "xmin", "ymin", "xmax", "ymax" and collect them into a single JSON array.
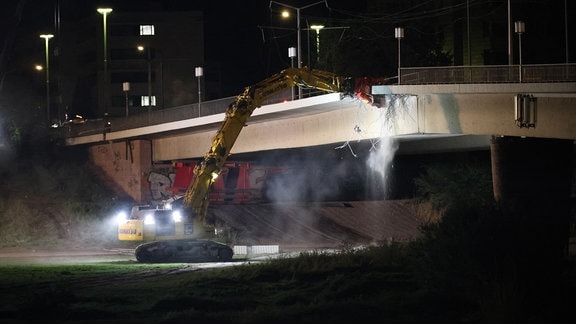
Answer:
[{"xmin": 61, "ymin": 64, "xmax": 576, "ymax": 203}]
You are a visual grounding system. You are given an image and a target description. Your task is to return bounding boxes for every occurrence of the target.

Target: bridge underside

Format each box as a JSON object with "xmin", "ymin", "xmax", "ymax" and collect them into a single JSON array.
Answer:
[{"xmin": 150, "ymin": 91, "xmax": 575, "ymax": 162}]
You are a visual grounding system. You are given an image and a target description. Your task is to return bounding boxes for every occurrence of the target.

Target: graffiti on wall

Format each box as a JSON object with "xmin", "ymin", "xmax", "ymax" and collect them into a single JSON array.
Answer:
[{"xmin": 147, "ymin": 170, "xmax": 176, "ymax": 200}]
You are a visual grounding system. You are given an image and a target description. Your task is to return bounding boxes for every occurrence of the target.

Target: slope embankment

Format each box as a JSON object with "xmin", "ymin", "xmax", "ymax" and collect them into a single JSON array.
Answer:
[{"xmin": 211, "ymin": 200, "xmax": 421, "ymax": 249}]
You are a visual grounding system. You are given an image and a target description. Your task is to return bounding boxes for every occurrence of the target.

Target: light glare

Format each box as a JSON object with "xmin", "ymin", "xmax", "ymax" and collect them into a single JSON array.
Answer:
[
  {"xmin": 172, "ymin": 210, "xmax": 182, "ymax": 223},
  {"xmin": 144, "ymin": 214, "xmax": 155, "ymax": 225},
  {"xmin": 116, "ymin": 211, "xmax": 127, "ymax": 224}
]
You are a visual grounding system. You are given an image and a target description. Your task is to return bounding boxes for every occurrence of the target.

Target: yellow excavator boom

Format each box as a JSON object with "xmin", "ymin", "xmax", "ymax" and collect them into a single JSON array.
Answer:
[{"xmin": 183, "ymin": 67, "xmax": 351, "ymax": 224}]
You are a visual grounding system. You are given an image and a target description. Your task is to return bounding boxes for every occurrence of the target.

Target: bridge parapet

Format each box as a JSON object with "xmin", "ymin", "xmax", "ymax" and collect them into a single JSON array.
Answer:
[
  {"xmin": 61, "ymin": 88, "xmax": 319, "ymax": 138},
  {"xmin": 401, "ymin": 63, "xmax": 576, "ymax": 84}
]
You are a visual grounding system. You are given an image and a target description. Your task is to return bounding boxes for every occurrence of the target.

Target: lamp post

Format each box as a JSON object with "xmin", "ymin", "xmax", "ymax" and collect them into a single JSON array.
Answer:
[
  {"xmin": 507, "ymin": 0, "xmax": 512, "ymax": 66},
  {"xmin": 97, "ymin": 7, "xmax": 112, "ymax": 116},
  {"xmin": 564, "ymin": 0, "xmax": 569, "ymax": 63},
  {"xmin": 515, "ymin": 20, "xmax": 525, "ymax": 82},
  {"xmin": 270, "ymin": 1, "xmax": 326, "ymax": 99},
  {"xmin": 195, "ymin": 66, "xmax": 203, "ymax": 117},
  {"xmin": 310, "ymin": 25, "xmax": 324, "ymax": 63},
  {"xmin": 122, "ymin": 82, "xmax": 130, "ymax": 117},
  {"xmin": 395, "ymin": 27, "xmax": 404, "ymax": 85},
  {"xmin": 288, "ymin": 47, "xmax": 296, "ymax": 100},
  {"xmin": 137, "ymin": 45, "xmax": 152, "ymax": 114},
  {"xmin": 40, "ymin": 34, "xmax": 54, "ymax": 122}
]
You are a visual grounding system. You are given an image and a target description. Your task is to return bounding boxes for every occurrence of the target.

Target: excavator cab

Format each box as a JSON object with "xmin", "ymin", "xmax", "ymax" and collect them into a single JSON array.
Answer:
[{"xmin": 117, "ymin": 203, "xmax": 194, "ymax": 242}]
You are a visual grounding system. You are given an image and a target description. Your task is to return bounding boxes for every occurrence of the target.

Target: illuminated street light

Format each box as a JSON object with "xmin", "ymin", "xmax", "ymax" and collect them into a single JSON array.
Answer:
[
  {"xmin": 310, "ymin": 25, "xmax": 324, "ymax": 63},
  {"xmin": 40, "ymin": 34, "xmax": 54, "ymax": 122},
  {"xmin": 137, "ymin": 45, "xmax": 153, "ymax": 114},
  {"xmin": 515, "ymin": 21, "xmax": 525, "ymax": 82},
  {"xmin": 97, "ymin": 7, "xmax": 112, "ymax": 116},
  {"xmin": 270, "ymin": 1, "xmax": 327, "ymax": 99},
  {"xmin": 395, "ymin": 27, "xmax": 404, "ymax": 85}
]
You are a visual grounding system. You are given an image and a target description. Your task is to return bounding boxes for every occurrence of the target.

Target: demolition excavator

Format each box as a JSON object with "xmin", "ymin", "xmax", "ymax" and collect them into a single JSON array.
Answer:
[{"xmin": 122, "ymin": 67, "xmax": 362, "ymax": 263}]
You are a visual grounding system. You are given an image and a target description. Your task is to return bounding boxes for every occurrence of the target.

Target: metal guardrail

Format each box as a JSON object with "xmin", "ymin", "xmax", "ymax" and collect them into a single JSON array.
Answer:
[
  {"xmin": 400, "ymin": 63, "xmax": 576, "ymax": 84},
  {"xmin": 62, "ymin": 64, "xmax": 575, "ymax": 139}
]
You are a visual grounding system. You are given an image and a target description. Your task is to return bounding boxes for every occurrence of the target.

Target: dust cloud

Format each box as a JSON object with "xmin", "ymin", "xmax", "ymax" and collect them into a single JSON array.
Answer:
[{"xmin": 366, "ymin": 136, "xmax": 398, "ymax": 199}]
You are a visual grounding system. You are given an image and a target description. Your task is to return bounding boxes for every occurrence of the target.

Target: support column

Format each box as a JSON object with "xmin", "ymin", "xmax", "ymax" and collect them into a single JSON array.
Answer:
[
  {"xmin": 490, "ymin": 135, "xmax": 573, "ymax": 310},
  {"xmin": 88, "ymin": 139, "xmax": 152, "ymax": 202}
]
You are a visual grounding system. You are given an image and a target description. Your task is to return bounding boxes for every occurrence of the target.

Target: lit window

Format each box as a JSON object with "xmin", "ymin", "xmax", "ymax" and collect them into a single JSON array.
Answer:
[
  {"xmin": 141, "ymin": 96, "xmax": 156, "ymax": 106},
  {"xmin": 140, "ymin": 25, "xmax": 155, "ymax": 36}
]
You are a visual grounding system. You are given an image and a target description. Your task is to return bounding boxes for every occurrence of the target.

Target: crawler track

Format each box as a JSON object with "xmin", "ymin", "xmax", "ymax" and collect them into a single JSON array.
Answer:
[{"xmin": 135, "ymin": 239, "xmax": 233, "ymax": 263}]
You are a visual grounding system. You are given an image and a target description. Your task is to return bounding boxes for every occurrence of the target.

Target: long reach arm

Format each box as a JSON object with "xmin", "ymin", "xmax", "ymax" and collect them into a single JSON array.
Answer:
[{"xmin": 183, "ymin": 67, "xmax": 352, "ymax": 224}]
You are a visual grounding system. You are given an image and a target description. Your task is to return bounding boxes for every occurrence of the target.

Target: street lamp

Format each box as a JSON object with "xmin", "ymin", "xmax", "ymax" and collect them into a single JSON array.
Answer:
[
  {"xmin": 515, "ymin": 20, "xmax": 525, "ymax": 82},
  {"xmin": 288, "ymin": 47, "xmax": 296, "ymax": 100},
  {"xmin": 122, "ymin": 82, "xmax": 130, "ymax": 117},
  {"xmin": 97, "ymin": 7, "xmax": 112, "ymax": 116},
  {"xmin": 395, "ymin": 27, "xmax": 404, "ymax": 85},
  {"xmin": 137, "ymin": 45, "xmax": 153, "ymax": 113},
  {"xmin": 40, "ymin": 34, "xmax": 54, "ymax": 122},
  {"xmin": 195, "ymin": 66, "xmax": 203, "ymax": 117},
  {"xmin": 310, "ymin": 25, "xmax": 324, "ymax": 63},
  {"xmin": 270, "ymin": 0, "xmax": 327, "ymax": 99}
]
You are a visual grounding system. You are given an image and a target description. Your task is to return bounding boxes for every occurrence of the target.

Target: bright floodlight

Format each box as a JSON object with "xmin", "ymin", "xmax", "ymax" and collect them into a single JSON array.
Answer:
[
  {"xmin": 39, "ymin": 34, "xmax": 54, "ymax": 40},
  {"xmin": 172, "ymin": 210, "xmax": 182, "ymax": 223},
  {"xmin": 116, "ymin": 211, "xmax": 127, "ymax": 224},
  {"xmin": 144, "ymin": 213, "xmax": 155, "ymax": 225},
  {"xmin": 310, "ymin": 25, "xmax": 324, "ymax": 31}
]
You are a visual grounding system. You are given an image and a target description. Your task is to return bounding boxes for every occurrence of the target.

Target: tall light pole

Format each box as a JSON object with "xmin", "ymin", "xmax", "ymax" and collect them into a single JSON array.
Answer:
[
  {"xmin": 515, "ymin": 21, "xmax": 525, "ymax": 83},
  {"xmin": 564, "ymin": 0, "xmax": 569, "ymax": 63},
  {"xmin": 97, "ymin": 8, "xmax": 112, "ymax": 116},
  {"xmin": 507, "ymin": 0, "xmax": 512, "ymax": 66},
  {"xmin": 310, "ymin": 25, "xmax": 324, "ymax": 63},
  {"xmin": 466, "ymin": 0, "xmax": 471, "ymax": 65},
  {"xmin": 395, "ymin": 27, "xmax": 404, "ymax": 85},
  {"xmin": 270, "ymin": 1, "xmax": 327, "ymax": 99},
  {"xmin": 137, "ymin": 45, "xmax": 152, "ymax": 114},
  {"xmin": 40, "ymin": 34, "xmax": 54, "ymax": 122}
]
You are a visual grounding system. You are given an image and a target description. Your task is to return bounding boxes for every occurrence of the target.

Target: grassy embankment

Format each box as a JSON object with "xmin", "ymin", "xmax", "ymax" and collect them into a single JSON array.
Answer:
[{"xmin": 1, "ymin": 147, "xmax": 574, "ymax": 323}]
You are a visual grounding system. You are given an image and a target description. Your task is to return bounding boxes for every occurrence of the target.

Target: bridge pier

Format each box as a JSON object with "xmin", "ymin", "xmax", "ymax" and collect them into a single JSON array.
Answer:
[
  {"xmin": 88, "ymin": 140, "xmax": 153, "ymax": 202},
  {"xmin": 490, "ymin": 135, "xmax": 573, "ymax": 310},
  {"xmin": 491, "ymin": 135, "xmax": 573, "ymax": 248}
]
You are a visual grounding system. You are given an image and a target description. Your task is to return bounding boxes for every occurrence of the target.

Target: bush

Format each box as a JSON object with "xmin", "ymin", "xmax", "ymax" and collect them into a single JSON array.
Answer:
[{"xmin": 0, "ymin": 147, "xmax": 118, "ymax": 248}]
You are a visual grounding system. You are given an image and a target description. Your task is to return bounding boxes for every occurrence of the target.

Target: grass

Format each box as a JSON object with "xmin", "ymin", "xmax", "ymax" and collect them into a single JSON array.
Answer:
[
  {"xmin": 0, "ymin": 245, "xmax": 446, "ymax": 324},
  {"xmin": 3, "ymin": 243, "xmax": 572, "ymax": 324},
  {"xmin": 1, "ymin": 150, "xmax": 574, "ymax": 323}
]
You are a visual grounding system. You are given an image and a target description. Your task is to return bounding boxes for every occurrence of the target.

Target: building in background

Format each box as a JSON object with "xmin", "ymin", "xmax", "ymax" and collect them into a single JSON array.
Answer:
[{"xmin": 59, "ymin": 9, "xmax": 204, "ymax": 119}]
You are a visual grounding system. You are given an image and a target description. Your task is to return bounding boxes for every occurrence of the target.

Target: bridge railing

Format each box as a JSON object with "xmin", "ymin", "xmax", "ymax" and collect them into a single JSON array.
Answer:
[{"xmin": 400, "ymin": 63, "xmax": 576, "ymax": 84}]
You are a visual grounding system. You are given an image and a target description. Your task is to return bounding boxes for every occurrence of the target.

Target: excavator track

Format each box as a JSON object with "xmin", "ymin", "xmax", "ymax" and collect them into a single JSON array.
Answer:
[{"xmin": 135, "ymin": 239, "xmax": 233, "ymax": 263}]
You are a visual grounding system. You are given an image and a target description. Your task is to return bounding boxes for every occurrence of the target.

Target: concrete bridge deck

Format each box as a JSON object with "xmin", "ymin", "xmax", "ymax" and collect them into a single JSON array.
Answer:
[{"xmin": 65, "ymin": 81, "xmax": 575, "ymax": 162}]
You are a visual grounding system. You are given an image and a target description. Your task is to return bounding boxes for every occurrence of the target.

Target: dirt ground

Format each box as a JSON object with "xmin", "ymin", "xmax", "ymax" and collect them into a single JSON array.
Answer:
[{"xmin": 212, "ymin": 200, "xmax": 421, "ymax": 247}]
